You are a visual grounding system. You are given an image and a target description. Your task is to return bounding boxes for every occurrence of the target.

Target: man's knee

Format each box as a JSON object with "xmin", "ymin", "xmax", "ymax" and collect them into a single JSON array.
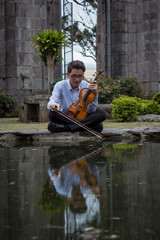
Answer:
[{"xmin": 98, "ymin": 110, "xmax": 107, "ymax": 121}]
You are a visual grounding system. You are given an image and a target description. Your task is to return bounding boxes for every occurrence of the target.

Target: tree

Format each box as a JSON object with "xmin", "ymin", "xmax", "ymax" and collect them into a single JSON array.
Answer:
[
  {"xmin": 32, "ymin": 29, "xmax": 68, "ymax": 94},
  {"xmin": 63, "ymin": 0, "xmax": 97, "ymax": 62}
]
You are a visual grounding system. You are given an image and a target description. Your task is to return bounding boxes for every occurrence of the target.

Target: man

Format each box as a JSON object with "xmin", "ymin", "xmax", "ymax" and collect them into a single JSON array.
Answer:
[{"xmin": 47, "ymin": 60, "xmax": 107, "ymax": 132}]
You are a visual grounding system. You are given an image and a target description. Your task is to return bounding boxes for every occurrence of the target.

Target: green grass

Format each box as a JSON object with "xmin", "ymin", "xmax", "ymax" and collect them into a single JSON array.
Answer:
[
  {"xmin": 0, "ymin": 118, "xmax": 48, "ymax": 131},
  {"xmin": 0, "ymin": 118, "xmax": 160, "ymax": 131}
]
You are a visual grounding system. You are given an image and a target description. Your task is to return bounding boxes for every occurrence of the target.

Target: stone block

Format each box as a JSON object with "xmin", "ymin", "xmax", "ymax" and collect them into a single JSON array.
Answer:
[
  {"xmin": 30, "ymin": 18, "xmax": 42, "ymax": 29},
  {"xmin": 5, "ymin": 78, "xmax": 18, "ymax": 89},
  {"xmin": 15, "ymin": 0, "xmax": 34, "ymax": 4},
  {"xmin": 23, "ymin": 78, "xmax": 32, "ymax": 89},
  {"xmin": 150, "ymin": 72, "xmax": 159, "ymax": 82},
  {"xmin": 137, "ymin": 62, "xmax": 146, "ymax": 74},
  {"xmin": 0, "ymin": 53, "xmax": 6, "ymax": 64},
  {"xmin": 15, "ymin": 41, "xmax": 33, "ymax": 53},
  {"xmin": 16, "ymin": 53, "xmax": 34, "ymax": 66},
  {"xmin": 128, "ymin": 43, "xmax": 136, "ymax": 61},
  {"xmin": 128, "ymin": 23, "xmax": 137, "ymax": 34},
  {"xmin": 0, "ymin": 16, "xmax": 5, "ymax": 29},
  {"xmin": 0, "ymin": 79, "xmax": 4, "ymax": 90},
  {"xmin": 150, "ymin": 2, "xmax": 159, "ymax": 12},
  {"xmin": 150, "ymin": 21, "xmax": 158, "ymax": 31},
  {"xmin": 6, "ymin": 40, "xmax": 16, "ymax": 52},
  {"xmin": 97, "ymin": 104, "xmax": 113, "ymax": 119},
  {"xmin": 0, "ymin": 3, "xmax": 5, "ymax": 16},
  {"xmin": 0, "ymin": 66, "xmax": 5, "ymax": 78},
  {"xmin": 6, "ymin": 66, "xmax": 17, "ymax": 78},
  {"xmin": 34, "ymin": 0, "xmax": 46, "ymax": 4},
  {"xmin": 40, "ymin": 6, "xmax": 47, "ymax": 19},
  {"xmin": 150, "ymin": 81, "xmax": 160, "ymax": 96},
  {"xmin": 128, "ymin": 33, "xmax": 136, "ymax": 43},
  {"xmin": 26, "ymin": 5, "xmax": 41, "ymax": 18},
  {"xmin": 6, "ymin": 53, "xmax": 17, "ymax": 65},
  {"xmin": 5, "ymin": 3, "xmax": 15, "ymax": 16},
  {"xmin": 113, "ymin": 2, "xmax": 126, "ymax": 11},
  {"xmin": 32, "ymin": 67, "xmax": 43, "ymax": 79},
  {"xmin": 0, "ymin": 29, "xmax": 5, "ymax": 41},
  {"xmin": 19, "ymin": 95, "xmax": 49, "ymax": 123},
  {"xmin": 15, "ymin": 16, "xmax": 30, "ymax": 28}
]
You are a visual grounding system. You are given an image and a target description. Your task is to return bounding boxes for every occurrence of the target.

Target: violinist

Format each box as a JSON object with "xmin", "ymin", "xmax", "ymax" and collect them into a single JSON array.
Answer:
[{"xmin": 47, "ymin": 60, "xmax": 107, "ymax": 133}]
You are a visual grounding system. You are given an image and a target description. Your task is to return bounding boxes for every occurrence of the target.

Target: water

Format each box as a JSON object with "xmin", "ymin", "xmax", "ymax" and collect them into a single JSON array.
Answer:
[{"xmin": 0, "ymin": 140, "xmax": 160, "ymax": 240}]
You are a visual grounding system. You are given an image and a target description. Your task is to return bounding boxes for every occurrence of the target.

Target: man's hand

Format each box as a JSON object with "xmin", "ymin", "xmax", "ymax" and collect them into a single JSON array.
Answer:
[
  {"xmin": 88, "ymin": 81, "xmax": 98, "ymax": 95},
  {"xmin": 50, "ymin": 103, "xmax": 61, "ymax": 110}
]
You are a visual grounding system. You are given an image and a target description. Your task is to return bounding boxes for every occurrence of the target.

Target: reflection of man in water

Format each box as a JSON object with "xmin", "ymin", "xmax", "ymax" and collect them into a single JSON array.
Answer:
[
  {"xmin": 48, "ymin": 158, "xmax": 100, "ymax": 234},
  {"xmin": 69, "ymin": 185, "xmax": 87, "ymax": 213}
]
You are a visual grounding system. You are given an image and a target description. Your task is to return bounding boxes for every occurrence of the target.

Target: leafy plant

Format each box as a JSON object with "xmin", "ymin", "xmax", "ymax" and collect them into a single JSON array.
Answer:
[
  {"xmin": 153, "ymin": 92, "xmax": 160, "ymax": 104},
  {"xmin": 112, "ymin": 96, "xmax": 160, "ymax": 122},
  {"xmin": 97, "ymin": 74, "xmax": 144, "ymax": 104},
  {"xmin": 116, "ymin": 76, "xmax": 144, "ymax": 99},
  {"xmin": 0, "ymin": 93, "xmax": 16, "ymax": 117},
  {"xmin": 112, "ymin": 96, "xmax": 139, "ymax": 122},
  {"xmin": 97, "ymin": 73, "xmax": 121, "ymax": 104},
  {"xmin": 140, "ymin": 100, "xmax": 160, "ymax": 115},
  {"xmin": 32, "ymin": 29, "xmax": 68, "ymax": 94},
  {"xmin": 37, "ymin": 178, "xmax": 67, "ymax": 215}
]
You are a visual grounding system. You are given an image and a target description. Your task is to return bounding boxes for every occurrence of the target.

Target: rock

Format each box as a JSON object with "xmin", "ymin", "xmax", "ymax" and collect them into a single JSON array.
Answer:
[
  {"xmin": 137, "ymin": 114, "xmax": 160, "ymax": 122},
  {"xmin": 97, "ymin": 104, "xmax": 113, "ymax": 119}
]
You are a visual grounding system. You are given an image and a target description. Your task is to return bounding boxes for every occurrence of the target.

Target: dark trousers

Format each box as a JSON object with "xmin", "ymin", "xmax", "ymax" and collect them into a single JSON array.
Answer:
[{"xmin": 49, "ymin": 110, "xmax": 107, "ymax": 132}]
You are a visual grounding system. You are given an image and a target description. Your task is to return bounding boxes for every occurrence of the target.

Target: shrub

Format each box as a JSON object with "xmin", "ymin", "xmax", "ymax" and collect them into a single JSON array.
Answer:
[
  {"xmin": 140, "ymin": 100, "xmax": 160, "ymax": 115},
  {"xmin": 116, "ymin": 76, "xmax": 144, "ymax": 99},
  {"xmin": 153, "ymin": 92, "xmax": 160, "ymax": 104},
  {"xmin": 97, "ymin": 73, "xmax": 120, "ymax": 104},
  {"xmin": 0, "ymin": 93, "xmax": 16, "ymax": 117},
  {"xmin": 112, "ymin": 96, "xmax": 138, "ymax": 121},
  {"xmin": 97, "ymin": 74, "xmax": 144, "ymax": 104}
]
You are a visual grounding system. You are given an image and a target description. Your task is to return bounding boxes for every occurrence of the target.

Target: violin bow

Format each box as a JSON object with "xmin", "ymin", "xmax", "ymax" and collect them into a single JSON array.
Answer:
[{"xmin": 53, "ymin": 108, "xmax": 104, "ymax": 140}]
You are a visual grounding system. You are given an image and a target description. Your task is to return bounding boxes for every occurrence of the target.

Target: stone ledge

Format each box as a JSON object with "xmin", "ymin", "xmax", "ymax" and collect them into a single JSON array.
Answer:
[{"xmin": 0, "ymin": 127, "xmax": 160, "ymax": 143}]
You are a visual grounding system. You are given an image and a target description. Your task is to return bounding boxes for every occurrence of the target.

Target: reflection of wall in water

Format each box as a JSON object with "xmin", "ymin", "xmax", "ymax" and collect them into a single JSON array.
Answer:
[
  {"xmin": 110, "ymin": 142, "xmax": 160, "ymax": 239},
  {"xmin": 0, "ymin": 146, "xmax": 64, "ymax": 240}
]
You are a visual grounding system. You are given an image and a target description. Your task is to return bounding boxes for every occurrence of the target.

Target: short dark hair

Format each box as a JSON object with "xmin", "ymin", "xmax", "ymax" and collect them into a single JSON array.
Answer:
[{"xmin": 67, "ymin": 60, "xmax": 86, "ymax": 73}]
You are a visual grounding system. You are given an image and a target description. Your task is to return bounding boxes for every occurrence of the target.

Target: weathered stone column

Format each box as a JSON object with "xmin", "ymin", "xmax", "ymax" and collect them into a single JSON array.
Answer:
[
  {"xmin": 0, "ymin": 0, "xmax": 61, "ymax": 103},
  {"xmin": 97, "ymin": 0, "xmax": 160, "ymax": 98}
]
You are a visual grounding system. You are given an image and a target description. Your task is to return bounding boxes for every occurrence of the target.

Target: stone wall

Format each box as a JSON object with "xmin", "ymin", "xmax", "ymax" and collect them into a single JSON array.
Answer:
[
  {"xmin": 97, "ymin": 0, "xmax": 160, "ymax": 98},
  {"xmin": 0, "ymin": 0, "xmax": 61, "ymax": 104}
]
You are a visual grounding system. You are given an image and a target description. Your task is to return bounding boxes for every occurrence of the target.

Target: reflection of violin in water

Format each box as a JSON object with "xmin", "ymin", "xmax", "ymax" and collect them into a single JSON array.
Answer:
[
  {"xmin": 67, "ymin": 70, "xmax": 103, "ymax": 120},
  {"xmin": 59, "ymin": 147, "xmax": 102, "ymax": 188},
  {"xmin": 69, "ymin": 158, "xmax": 97, "ymax": 187}
]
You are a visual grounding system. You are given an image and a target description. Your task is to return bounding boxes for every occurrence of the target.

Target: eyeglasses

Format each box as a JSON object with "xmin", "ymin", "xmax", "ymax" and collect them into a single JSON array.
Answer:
[{"xmin": 70, "ymin": 74, "xmax": 84, "ymax": 80}]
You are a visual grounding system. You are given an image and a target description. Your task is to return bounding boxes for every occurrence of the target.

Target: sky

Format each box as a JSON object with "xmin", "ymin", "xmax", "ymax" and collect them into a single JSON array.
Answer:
[
  {"xmin": 74, "ymin": 51, "xmax": 96, "ymax": 69},
  {"xmin": 64, "ymin": 0, "xmax": 97, "ymax": 69}
]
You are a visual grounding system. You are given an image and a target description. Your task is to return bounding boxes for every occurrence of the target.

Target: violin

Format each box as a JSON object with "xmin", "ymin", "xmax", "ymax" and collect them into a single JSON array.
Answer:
[
  {"xmin": 67, "ymin": 70, "xmax": 103, "ymax": 120},
  {"xmin": 69, "ymin": 158, "xmax": 97, "ymax": 187}
]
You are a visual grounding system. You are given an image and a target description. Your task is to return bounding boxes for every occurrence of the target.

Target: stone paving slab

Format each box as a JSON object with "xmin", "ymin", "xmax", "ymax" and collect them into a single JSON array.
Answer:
[{"xmin": 0, "ymin": 127, "xmax": 160, "ymax": 143}]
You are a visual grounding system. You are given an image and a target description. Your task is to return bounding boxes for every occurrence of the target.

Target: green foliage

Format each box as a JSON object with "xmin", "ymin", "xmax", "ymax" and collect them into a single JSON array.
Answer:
[
  {"xmin": 117, "ymin": 76, "xmax": 144, "ymax": 98},
  {"xmin": 32, "ymin": 29, "xmax": 68, "ymax": 65},
  {"xmin": 97, "ymin": 74, "xmax": 144, "ymax": 104},
  {"xmin": 153, "ymin": 92, "xmax": 160, "ymax": 104},
  {"xmin": 97, "ymin": 74, "xmax": 121, "ymax": 104},
  {"xmin": 37, "ymin": 178, "xmax": 67, "ymax": 215},
  {"xmin": 0, "ymin": 93, "xmax": 16, "ymax": 118},
  {"xmin": 112, "ymin": 96, "xmax": 160, "ymax": 122},
  {"xmin": 112, "ymin": 96, "xmax": 139, "ymax": 122},
  {"xmin": 113, "ymin": 144, "xmax": 140, "ymax": 151},
  {"xmin": 140, "ymin": 100, "xmax": 160, "ymax": 115},
  {"xmin": 103, "ymin": 144, "xmax": 143, "ymax": 164}
]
